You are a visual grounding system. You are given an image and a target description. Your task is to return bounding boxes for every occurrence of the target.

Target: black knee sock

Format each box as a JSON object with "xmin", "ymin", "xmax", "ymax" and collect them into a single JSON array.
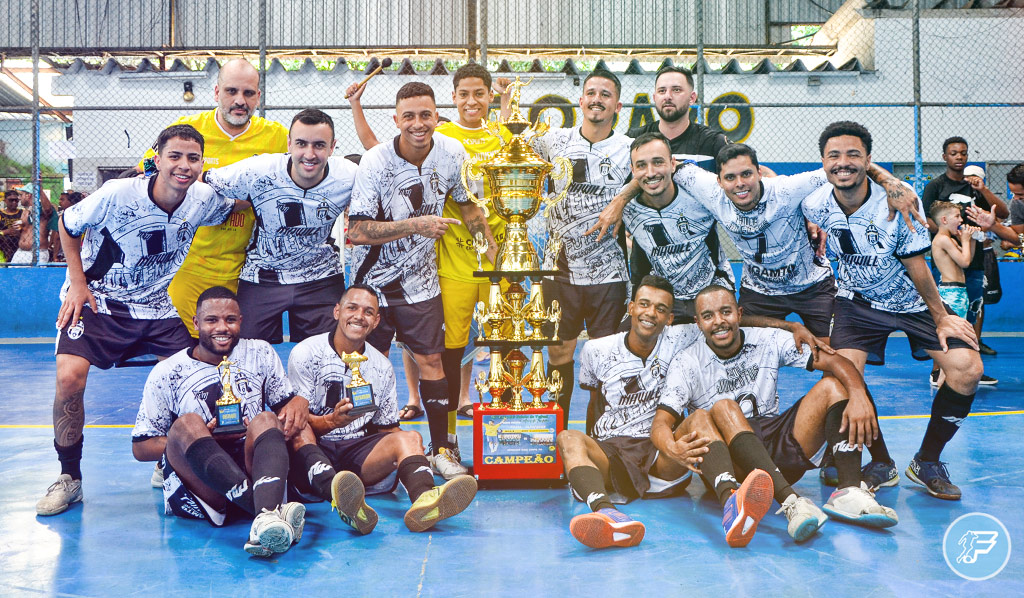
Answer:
[
  {"xmin": 184, "ymin": 436, "xmax": 254, "ymax": 515},
  {"xmin": 250, "ymin": 428, "xmax": 289, "ymax": 513},
  {"xmin": 441, "ymin": 347, "xmax": 464, "ymax": 409},
  {"xmin": 420, "ymin": 378, "xmax": 450, "ymax": 454},
  {"xmin": 567, "ymin": 465, "xmax": 614, "ymax": 512},
  {"xmin": 698, "ymin": 440, "xmax": 740, "ymax": 506},
  {"xmin": 824, "ymin": 400, "xmax": 862, "ymax": 489},
  {"xmin": 55, "ymin": 437, "xmax": 83, "ymax": 480},
  {"xmin": 918, "ymin": 383, "xmax": 975, "ymax": 462},
  {"xmin": 292, "ymin": 443, "xmax": 336, "ymax": 501},
  {"xmin": 398, "ymin": 455, "xmax": 436, "ymax": 503},
  {"xmin": 863, "ymin": 389, "xmax": 892, "ymax": 464},
  {"xmin": 549, "ymin": 361, "xmax": 575, "ymax": 414},
  {"xmin": 728, "ymin": 431, "xmax": 795, "ymax": 504}
]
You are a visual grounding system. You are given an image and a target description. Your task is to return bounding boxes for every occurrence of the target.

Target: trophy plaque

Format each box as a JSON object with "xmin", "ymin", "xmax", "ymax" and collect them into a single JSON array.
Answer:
[
  {"xmin": 213, "ymin": 357, "xmax": 246, "ymax": 436},
  {"xmin": 343, "ymin": 351, "xmax": 378, "ymax": 416}
]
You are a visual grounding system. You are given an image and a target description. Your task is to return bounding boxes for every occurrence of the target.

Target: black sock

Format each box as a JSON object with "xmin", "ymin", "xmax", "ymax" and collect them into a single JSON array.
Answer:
[
  {"xmin": 698, "ymin": 440, "xmax": 740, "ymax": 506},
  {"xmin": 549, "ymin": 361, "xmax": 575, "ymax": 414},
  {"xmin": 398, "ymin": 455, "xmax": 436, "ymax": 503},
  {"xmin": 184, "ymin": 436, "xmax": 254, "ymax": 515},
  {"xmin": 824, "ymin": 400, "xmax": 862, "ymax": 489},
  {"xmin": 567, "ymin": 466, "xmax": 614, "ymax": 512},
  {"xmin": 420, "ymin": 378, "xmax": 450, "ymax": 453},
  {"xmin": 863, "ymin": 389, "xmax": 892, "ymax": 464},
  {"xmin": 918, "ymin": 383, "xmax": 975, "ymax": 462},
  {"xmin": 293, "ymin": 443, "xmax": 336, "ymax": 501},
  {"xmin": 441, "ymin": 347, "xmax": 464, "ymax": 411},
  {"xmin": 250, "ymin": 427, "xmax": 289, "ymax": 513},
  {"xmin": 55, "ymin": 437, "xmax": 83, "ymax": 480},
  {"xmin": 728, "ymin": 431, "xmax": 795, "ymax": 504}
]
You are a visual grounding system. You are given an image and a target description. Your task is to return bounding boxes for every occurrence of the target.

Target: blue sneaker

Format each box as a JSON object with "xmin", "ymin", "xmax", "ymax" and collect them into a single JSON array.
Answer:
[
  {"xmin": 569, "ymin": 507, "xmax": 645, "ymax": 549},
  {"xmin": 906, "ymin": 456, "xmax": 961, "ymax": 500},
  {"xmin": 722, "ymin": 469, "xmax": 774, "ymax": 547},
  {"xmin": 861, "ymin": 460, "xmax": 899, "ymax": 491}
]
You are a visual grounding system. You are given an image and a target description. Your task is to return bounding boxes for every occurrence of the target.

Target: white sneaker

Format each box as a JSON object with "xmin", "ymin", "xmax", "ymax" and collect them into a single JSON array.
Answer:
[
  {"xmin": 431, "ymin": 447, "xmax": 469, "ymax": 480},
  {"xmin": 150, "ymin": 462, "xmax": 164, "ymax": 488},
  {"xmin": 37, "ymin": 474, "xmax": 82, "ymax": 516},
  {"xmin": 822, "ymin": 482, "xmax": 898, "ymax": 528},
  {"xmin": 244, "ymin": 508, "xmax": 294, "ymax": 556},
  {"xmin": 775, "ymin": 494, "xmax": 827, "ymax": 542},
  {"xmin": 278, "ymin": 502, "xmax": 306, "ymax": 544}
]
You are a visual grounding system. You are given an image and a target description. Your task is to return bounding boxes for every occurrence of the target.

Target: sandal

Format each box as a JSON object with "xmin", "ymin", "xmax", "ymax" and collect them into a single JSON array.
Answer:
[
  {"xmin": 457, "ymin": 405, "xmax": 474, "ymax": 419},
  {"xmin": 398, "ymin": 404, "xmax": 424, "ymax": 420}
]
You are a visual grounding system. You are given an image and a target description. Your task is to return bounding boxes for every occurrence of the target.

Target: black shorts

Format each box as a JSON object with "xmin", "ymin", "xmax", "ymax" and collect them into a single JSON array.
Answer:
[
  {"xmin": 572, "ymin": 436, "xmax": 688, "ymax": 502},
  {"xmin": 318, "ymin": 433, "xmax": 392, "ymax": 481},
  {"xmin": 163, "ymin": 438, "xmax": 249, "ymax": 527},
  {"xmin": 55, "ymin": 307, "xmax": 191, "ymax": 370},
  {"xmin": 739, "ymin": 277, "xmax": 837, "ymax": 338},
  {"xmin": 545, "ymin": 279, "xmax": 627, "ymax": 340},
  {"xmin": 830, "ymin": 296, "xmax": 974, "ymax": 365},
  {"xmin": 745, "ymin": 398, "xmax": 820, "ymax": 486},
  {"xmin": 237, "ymin": 274, "xmax": 344, "ymax": 344},
  {"xmin": 366, "ymin": 295, "xmax": 445, "ymax": 355}
]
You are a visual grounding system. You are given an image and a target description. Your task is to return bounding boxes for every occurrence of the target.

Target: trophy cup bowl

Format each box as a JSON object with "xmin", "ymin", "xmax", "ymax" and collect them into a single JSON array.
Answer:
[
  {"xmin": 213, "ymin": 356, "xmax": 246, "ymax": 436},
  {"xmin": 503, "ymin": 349, "xmax": 529, "ymax": 411},
  {"xmin": 523, "ymin": 349, "xmax": 550, "ymax": 409}
]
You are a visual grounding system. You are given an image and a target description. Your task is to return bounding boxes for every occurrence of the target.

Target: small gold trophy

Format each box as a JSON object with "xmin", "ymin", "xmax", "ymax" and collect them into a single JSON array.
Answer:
[
  {"xmin": 342, "ymin": 351, "xmax": 377, "ymax": 416},
  {"xmin": 214, "ymin": 356, "xmax": 245, "ymax": 436}
]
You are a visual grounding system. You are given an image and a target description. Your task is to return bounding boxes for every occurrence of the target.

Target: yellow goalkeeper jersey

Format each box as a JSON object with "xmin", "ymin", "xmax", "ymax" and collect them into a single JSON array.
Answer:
[{"xmin": 435, "ymin": 121, "xmax": 510, "ymax": 283}]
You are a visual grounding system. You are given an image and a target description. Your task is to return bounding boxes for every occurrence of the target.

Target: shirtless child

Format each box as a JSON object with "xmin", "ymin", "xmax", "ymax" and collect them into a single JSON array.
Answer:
[{"xmin": 929, "ymin": 201, "xmax": 980, "ymax": 319}]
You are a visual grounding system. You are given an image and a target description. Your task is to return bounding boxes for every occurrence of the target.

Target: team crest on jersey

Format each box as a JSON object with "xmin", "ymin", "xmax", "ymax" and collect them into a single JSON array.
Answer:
[
  {"xmin": 650, "ymin": 358, "xmax": 664, "ymax": 380},
  {"xmin": 429, "ymin": 171, "xmax": 444, "ymax": 195},
  {"xmin": 676, "ymin": 214, "xmax": 692, "ymax": 235},
  {"xmin": 176, "ymin": 221, "xmax": 195, "ymax": 246},
  {"xmin": 317, "ymin": 200, "xmax": 330, "ymax": 220},
  {"xmin": 599, "ymin": 157, "xmax": 612, "ymax": 176},
  {"xmin": 66, "ymin": 319, "xmax": 85, "ymax": 340},
  {"xmin": 865, "ymin": 223, "xmax": 882, "ymax": 250}
]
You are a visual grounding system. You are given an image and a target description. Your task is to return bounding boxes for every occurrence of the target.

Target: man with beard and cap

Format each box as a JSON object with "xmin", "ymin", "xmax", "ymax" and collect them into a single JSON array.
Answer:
[
  {"xmin": 131, "ymin": 286, "xmax": 310, "ymax": 557},
  {"xmin": 201, "ymin": 109, "xmax": 357, "ymax": 346},
  {"xmin": 139, "ymin": 58, "xmax": 289, "ymax": 338}
]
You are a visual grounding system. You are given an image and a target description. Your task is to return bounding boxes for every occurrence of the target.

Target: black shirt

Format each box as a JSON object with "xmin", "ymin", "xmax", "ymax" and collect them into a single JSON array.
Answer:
[
  {"xmin": 921, "ymin": 173, "xmax": 989, "ymax": 271},
  {"xmin": 627, "ymin": 120, "xmax": 730, "ymax": 167}
]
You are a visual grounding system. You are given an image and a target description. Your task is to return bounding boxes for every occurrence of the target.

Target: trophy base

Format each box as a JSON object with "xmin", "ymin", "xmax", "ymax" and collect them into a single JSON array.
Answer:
[
  {"xmin": 472, "ymin": 401, "xmax": 564, "ymax": 481},
  {"xmin": 347, "ymin": 404, "xmax": 378, "ymax": 417},
  {"xmin": 212, "ymin": 423, "xmax": 246, "ymax": 437},
  {"xmin": 474, "ymin": 338, "xmax": 562, "ymax": 348},
  {"xmin": 474, "ymin": 269, "xmax": 564, "ymax": 280}
]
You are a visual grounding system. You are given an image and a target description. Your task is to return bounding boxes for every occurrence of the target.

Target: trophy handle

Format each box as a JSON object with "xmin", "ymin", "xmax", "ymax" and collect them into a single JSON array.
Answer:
[
  {"xmin": 543, "ymin": 156, "xmax": 573, "ymax": 216},
  {"xmin": 461, "ymin": 157, "xmax": 489, "ymax": 217}
]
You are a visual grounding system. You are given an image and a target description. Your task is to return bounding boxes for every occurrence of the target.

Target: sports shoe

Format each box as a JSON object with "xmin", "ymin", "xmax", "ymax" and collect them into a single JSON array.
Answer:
[
  {"xmin": 36, "ymin": 474, "xmax": 83, "ymax": 516},
  {"xmin": 776, "ymin": 494, "xmax": 827, "ymax": 543},
  {"xmin": 150, "ymin": 462, "xmax": 164, "ymax": 488},
  {"xmin": 929, "ymin": 369, "xmax": 940, "ymax": 388},
  {"xmin": 978, "ymin": 374, "xmax": 998, "ymax": 386},
  {"xmin": 431, "ymin": 446, "xmax": 469, "ymax": 480},
  {"xmin": 279, "ymin": 502, "xmax": 306, "ymax": 544},
  {"xmin": 822, "ymin": 482, "xmax": 898, "ymax": 528},
  {"xmin": 722, "ymin": 469, "xmax": 774, "ymax": 548},
  {"xmin": 331, "ymin": 471, "xmax": 377, "ymax": 535},
  {"xmin": 404, "ymin": 474, "xmax": 477, "ymax": 532},
  {"xmin": 244, "ymin": 508, "xmax": 294, "ymax": 556},
  {"xmin": 861, "ymin": 460, "xmax": 899, "ymax": 491},
  {"xmin": 978, "ymin": 342, "xmax": 997, "ymax": 356},
  {"xmin": 569, "ymin": 507, "xmax": 645, "ymax": 549},
  {"xmin": 906, "ymin": 456, "xmax": 961, "ymax": 500}
]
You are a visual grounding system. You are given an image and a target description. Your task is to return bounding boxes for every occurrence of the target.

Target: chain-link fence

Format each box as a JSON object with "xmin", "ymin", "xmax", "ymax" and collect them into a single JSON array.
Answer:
[{"xmin": 2, "ymin": 0, "xmax": 1022, "ymax": 265}]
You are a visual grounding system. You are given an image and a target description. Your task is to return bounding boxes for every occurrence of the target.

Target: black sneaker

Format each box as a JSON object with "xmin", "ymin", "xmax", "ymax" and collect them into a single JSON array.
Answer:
[
  {"xmin": 978, "ymin": 342, "xmax": 997, "ymax": 356},
  {"xmin": 978, "ymin": 374, "xmax": 998, "ymax": 386},
  {"xmin": 906, "ymin": 456, "xmax": 961, "ymax": 500},
  {"xmin": 861, "ymin": 460, "xmax": 899, "ymax": 491}
]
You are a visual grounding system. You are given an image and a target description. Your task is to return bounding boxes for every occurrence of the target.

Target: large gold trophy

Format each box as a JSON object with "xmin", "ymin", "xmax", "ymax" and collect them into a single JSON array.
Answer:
[{"xmin": 462, "ymin": 76, "xmax": 569, "ymax": 413}]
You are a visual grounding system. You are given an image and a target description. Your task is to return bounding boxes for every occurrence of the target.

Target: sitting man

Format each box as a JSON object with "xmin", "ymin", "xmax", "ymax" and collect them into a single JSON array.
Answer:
[
  {"xmin": 655, "ymin": 285, "xmax": 897, "ymax": 547},
  {"xmin": 285, "ymin": 284, "xmax": 477, "ymax": 533},
  {"xmin": 131, "ymin": 286, "xmax": 310, "ymax": 557},
  {"xmin": 556, "ymin": 275, "xmax": 825, "ymax": 549}
]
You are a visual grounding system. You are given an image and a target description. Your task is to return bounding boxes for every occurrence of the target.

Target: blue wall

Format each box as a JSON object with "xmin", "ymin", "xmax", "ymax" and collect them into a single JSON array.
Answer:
[{"xmin": 1, "ymin": 262, "xmax": 1021, "ymax": 338}]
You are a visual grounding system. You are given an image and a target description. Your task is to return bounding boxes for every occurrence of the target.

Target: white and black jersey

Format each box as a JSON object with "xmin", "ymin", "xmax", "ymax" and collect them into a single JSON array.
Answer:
[
  {"xmin": 802, "ymin": 180, "xmax": 931, "ymax": 313},
  {"xmin": 659, "ymin": 328, "xmax": 812, "ymax": 421},
  {"xmin": 579, "ymin": 324, "xmax": 703, "ymax": 441},
  {"xmin": 287, "ymin": 331, "xmax": 399, "ymax": 442},
  {"xmin": 205, "ymin": 153, "xmax": 357, "ymax": 285},
  {"xmin": 622, "ymin": 169, "xmax": 735, "ymax": 301},
  {"xmin": 684, "ymin": 166, "xmax": 833, "ymax": 295},
  {"xmin": 132, "ymin": 338, "xmax": 294, "ymax": 440},
  {"xmin": 60, "ymin": 177, "xmax": 233, "ymax": 319},
  {"xmin": 532, "ymin": 127, "xmax": 631, "ymax": 285},
  {"xmin": 349, "ymin": 135, "xmax": 469, "ymax": 307}
]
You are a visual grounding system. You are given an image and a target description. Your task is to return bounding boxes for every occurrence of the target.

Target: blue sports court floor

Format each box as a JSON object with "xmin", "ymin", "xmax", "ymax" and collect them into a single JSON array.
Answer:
[{"xmin": 1, "ymin": 336, "xmax": 1021, "ymax": 597}]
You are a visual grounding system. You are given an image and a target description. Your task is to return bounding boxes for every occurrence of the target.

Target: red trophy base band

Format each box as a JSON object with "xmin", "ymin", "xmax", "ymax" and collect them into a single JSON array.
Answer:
[{"xmin": 472, "ymin": 401, "xmax": 565, "ymax": 481}]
